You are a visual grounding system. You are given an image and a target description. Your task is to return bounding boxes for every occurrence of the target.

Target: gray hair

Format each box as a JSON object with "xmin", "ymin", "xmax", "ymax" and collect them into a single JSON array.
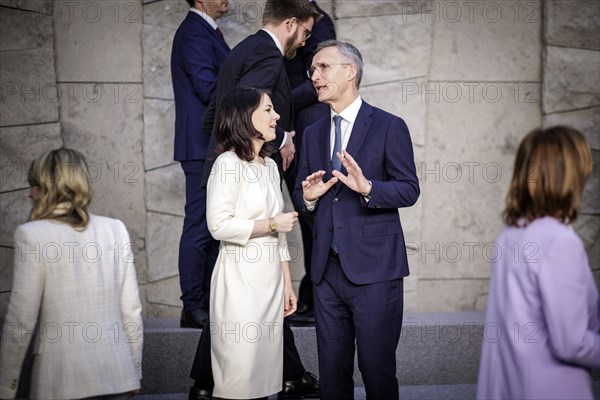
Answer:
[{"xmin": 315, "ymin": 40, "xmax": 364, "ymax": 88}]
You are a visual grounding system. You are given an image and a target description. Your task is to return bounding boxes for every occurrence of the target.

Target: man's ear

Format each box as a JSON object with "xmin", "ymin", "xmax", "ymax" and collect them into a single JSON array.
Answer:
[
  {"xmin": 347, "ymin": 64, "xmax": 358, "ymax": 82},
  {"xmin": 284, "ymin": 18, "xmax": 296, "ymax": 33}
]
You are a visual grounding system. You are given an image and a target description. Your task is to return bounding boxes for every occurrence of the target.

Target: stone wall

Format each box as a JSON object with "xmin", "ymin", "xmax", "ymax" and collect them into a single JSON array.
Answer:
[{"xmin": 0, "ymin": 0, "xmax": 598, "ymax": 318}]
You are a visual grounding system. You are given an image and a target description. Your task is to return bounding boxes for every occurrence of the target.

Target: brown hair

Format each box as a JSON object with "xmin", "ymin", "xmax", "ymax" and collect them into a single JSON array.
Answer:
[
  {"xmin": 503, "ymin": 126, "xmax": 592, "ymax": 226},
  {"xmin": 28, "ymin": 148, "xmax": 92, "ymax": 229},
  {"xmin": 263, "ymin": 0, "xmax": 320, "ymax": 25},
  {"xmin": 214, "ymin": 86, "xmax": 275, "ymax": 161}
]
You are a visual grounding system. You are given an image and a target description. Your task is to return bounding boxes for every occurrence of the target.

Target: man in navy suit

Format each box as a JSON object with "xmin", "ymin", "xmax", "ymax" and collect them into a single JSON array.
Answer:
[
  {"xmin": 284, "ymin": 0, "xmax": 336, "ymax": 323},
  {"xmin": 190, "ymin": 2, "xmax": 322, "ymax": 399},
  {"xmin": 171, "ymin": 0, "xmax": 230, "ymax": 329},
  {"xmin": 293, "ymin": 41, "xmax": 420, "ymax": 399}
]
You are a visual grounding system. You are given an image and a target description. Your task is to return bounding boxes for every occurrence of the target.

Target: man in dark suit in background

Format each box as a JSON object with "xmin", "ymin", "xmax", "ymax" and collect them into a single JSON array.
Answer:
[
  {"xmin": 284, "ymin": 0, "xmax": 336, "ymax": 324},
  {"xmin": 190, "ymin": 1, "xmax": 321, "ymax": 399},
  {"xmin": 171, "ymin": 0, "xmax": 230, "ymax": 329},
  {"xmin": 293, "ymin": 40, "xmax": 420, "ymax": 399}
]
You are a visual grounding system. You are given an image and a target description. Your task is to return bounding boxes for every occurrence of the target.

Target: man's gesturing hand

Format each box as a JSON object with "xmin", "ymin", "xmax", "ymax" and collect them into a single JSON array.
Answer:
[{"xmin": 302, "ymin": 170, "xmax": 338, "ymax": 201}]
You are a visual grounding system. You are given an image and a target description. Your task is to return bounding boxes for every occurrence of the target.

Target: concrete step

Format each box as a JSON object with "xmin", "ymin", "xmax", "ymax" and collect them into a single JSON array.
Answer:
[{"xmin": 141, "ymin": 312, "xmax": 487, "ymax": 394}]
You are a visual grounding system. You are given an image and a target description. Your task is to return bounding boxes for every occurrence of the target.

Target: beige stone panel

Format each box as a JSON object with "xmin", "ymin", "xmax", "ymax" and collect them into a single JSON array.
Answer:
[
  {"xmin": 429, "ymin": 0, "xmax": 541, "ymax": 81},
  {"xmin": 0, "ymin": 245, "xmax": 15, "ymax": 292},
  {"xmin": 146, "ymin": 164, "xmax": 185, "ymax": 216},
  {"xmin": 146, "ymin": 275, "xmax": 183, "ymax": 308},
  {"xmin": 0, "ymin": 188, "xmax": 30, "ymax": 244},
  {"xmin": 580, "ymin": 150, "xmax": 599, "ymax": 215},
  {"xmin": 144, "ymin": 99, "xmax": 175, "ymax": 170},
  {"xmin": 336, "ymin": 0, "xmax": 431, "ymax": 18},
  {"xmin": 1, "ymin": 0, "xmax": 51, "ymax": 14},
  {"xmin": 53, "ymin": 0, "xmax": 142, "ymax": 82},
  {"xmin": 404, "ymin": 289, "xmax": 417, "ymax": 312},
  {"xmin": 544, "ymin": 107, "xmax": 600, "ymax": 151},
  {"xmin": 143, "ymin": 0, "xmax": 188, "ymax": 29},
  {"xmin": 0, "ymin": 123, "xmax": 62, "ymax": 191},
  {"xmin": 416, "ymin": 279, "xmax": 490, "ymax": 311},
  {"xmin": 143, "ymin": 298, "xmax": 182, "ymax": 318},
  {"xmin": 58, "ymin": 82, "xmax": 146, "ymax": 282},
  {"xmin": 361, "ymin": 78, "xmax": 427, "ymax": 146},
  {"xmin": 0, "ymin": 48, "xmax": 59, "ymax": 126},
  {"xmin": 545, "ymin": 0, "xmax": 600, "ymax": 51},
  {"xmin": 573, "ymin": 214, "xmax": 600, "ymax": 278},
  {"xmin": 338, "ymin": 13, "xmax": 432, "ymax": 86},
  {"xmin": 543, "ymin": 46, "xmax": 600, "ymax": 114},
  {"xmin": 218, "ymin": 1, "xmax": 269, "ymax": 47},
  {"xmin": 0, "ymin": 6, "xmax": 53, "ymax": 51},
  {"xmin": 143, "ymin": 23, "xmax": 175, "ymax": 99},
  {"xmin": 146, "ymin": 211, "xmax": 181, "ymax": 282},
  {"xmin": 420, "ymin": 82, "xmax": 541, "ymax": 280}
]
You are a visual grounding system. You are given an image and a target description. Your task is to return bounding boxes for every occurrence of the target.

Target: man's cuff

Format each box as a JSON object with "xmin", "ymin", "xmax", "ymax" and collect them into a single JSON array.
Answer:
[
  {"xmin": 304, "ymin": 198, "xmax": 317, "ymax": 211},
  {"xmin": 279, "ymin": 131, "xmax": 288, "ymax": 150}
]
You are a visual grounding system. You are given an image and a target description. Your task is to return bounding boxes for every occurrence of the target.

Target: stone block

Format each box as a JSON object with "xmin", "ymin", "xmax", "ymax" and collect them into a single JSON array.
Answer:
[
  {"xmin": 146, "ymin": 211, "xmax": 182, "ymax": 282},
  {"xmin": 420, "ymin": 82, "xmax": 541, "ymax": 280},
  {"xmin": 146, "ymin": 275, "xmax": 183, "ymax": 308},
  {"xmin": 580, "ymin": 150, "xmax": 600, "ymax": 215},
  {"xmin": 0, "ymin": 245, "xmax": 14, "ymax": 292},
  {"xmin": 545, "ymin": 0, "xmax": 600, "ymax": 50},
  {"xmin": 336, "ymin": 0, "xmax": 431, "ymax": 18},
  {"xmin": 0, "ymin": 48, "xmax": 59, "ymax": 126},
  {"xmin": 416, "ymin": 279, "xmax": 490, "ymax": 311},
  {"xmin": 338, "ymin": 13, "xmax": 432, "ymax": 86},
  {"xmin": 0, "ymin": 123, "xmax": 62, "ymax": 191},
  {"xmin": 361, "ymin": 78, "xmax": 427, "ymax": 146},
  {"xmin": 53, "ymin": 0, "xmax": 142, "ymax": 82},
  {"xmin": 0, "ymin": 189, "xmax": 30, "ymax": 245},
  {"xmin": 142, "ymin": 23, "xmax": 175, "ymax": 99},
  {"xmin": 144, "ymin": 99, "xmax": 175, "ymax": 170},
  {"xmin": 0, "ymin": 6, "xmax": 53, "ymax": 52},
  {"xmin": 143, "ymin": 300, "xmax": 182, "ymax": 319},
  {"xmin": 0, "ymin": 292, "xmax": 10, "ymax": 321},
  {"xmin": 145, "ymin": 164, "xmax": 185, "ymax": 216},
  {"xmin": 543, "ymin": 46, "xmax": 600, "ymax": 114},
  {"xmin": 143, "ymin": 0, "xmax": 188, "ymax": 29},
  {"xmin": 58, "ymin": 82, "xmax": 146, "ymax": 282},
  {"xmin": 218, "ymin": 1, "xmax": 266, "ymax": 48},
  {"xmin": 573, "ymin": 214, "xmax": 600, "ymax": 278},
  {"xmin": 429, "ymin": 0, "xmax": 541, "ymax": 81},
  {"xmin": 1, "ymin": 0, "xmax": 51, "ymax": 14},
  {"xmin": 543, "ymin": 106, "xmax": 600, "ymax": 151}
]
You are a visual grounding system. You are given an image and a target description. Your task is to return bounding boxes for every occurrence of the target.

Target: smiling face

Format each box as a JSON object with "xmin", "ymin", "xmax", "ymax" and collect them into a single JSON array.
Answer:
[
  {"xmin": 252, "ymin": 93, "xmax": 280, "ymax": 143},
  {"xmin": 311, "ymin": 46, "xmax": 355, "ymax": 106}
]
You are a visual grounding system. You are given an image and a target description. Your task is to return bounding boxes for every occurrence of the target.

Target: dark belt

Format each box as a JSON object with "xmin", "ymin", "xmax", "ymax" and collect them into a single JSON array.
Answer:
[{"xmin": 328, "ymin": 248, "xmax": 339, "ymax": 258}]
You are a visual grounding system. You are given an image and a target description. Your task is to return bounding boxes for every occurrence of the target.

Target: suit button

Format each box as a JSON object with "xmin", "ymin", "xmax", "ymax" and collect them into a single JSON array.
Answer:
[
  {"xmin": 375, "ymin": 203, "xmax": 381, "ymax": 208},
  {"xmin": 333, "ymin": 197, "xmax": 339, "ymax": 203},
  {"xmin": 328, "ymin": 226, "xmax": 332, "ymax": 232}
]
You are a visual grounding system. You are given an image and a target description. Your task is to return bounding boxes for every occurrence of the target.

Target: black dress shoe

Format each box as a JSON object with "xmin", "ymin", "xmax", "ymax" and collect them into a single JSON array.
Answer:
[
  {"xmin": 189, "ymin": 385, "xmax": 212, "ymax": 400},
  {"xmin": 278, "ymin": 371, "xmax": 320, "ymax": 399},
  {"xmin": 181, "ymin": 309, "xmax": 208, "ymax": 329},
  {"xmin": 288, "ymin": 303, "xmax": 315, "ymax": 326}
]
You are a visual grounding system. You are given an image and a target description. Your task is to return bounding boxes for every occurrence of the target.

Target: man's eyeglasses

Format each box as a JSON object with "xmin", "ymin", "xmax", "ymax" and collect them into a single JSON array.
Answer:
[
  {"xmin": 299, "ymin": 22, "xmax": 312, "ymax": 41},
  {"xmin": 307, "ymin": 63, "xmax": 351, "ymax": 79}
]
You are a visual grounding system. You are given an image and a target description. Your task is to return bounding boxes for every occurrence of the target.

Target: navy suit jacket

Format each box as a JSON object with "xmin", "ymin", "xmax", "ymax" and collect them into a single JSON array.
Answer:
[
  {"xmin": 171, "ymin": 12, "xmax": 230, "ymax": 161},
  {"xmin": 292, "ymin": 101, "xmax": 420, "ymax": 285}
]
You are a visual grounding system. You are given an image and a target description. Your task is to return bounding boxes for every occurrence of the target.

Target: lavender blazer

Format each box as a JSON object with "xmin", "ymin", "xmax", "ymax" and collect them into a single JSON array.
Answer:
[{"xmin": 477, "ymin": 217, "xmax": 600, "ymax": 400}]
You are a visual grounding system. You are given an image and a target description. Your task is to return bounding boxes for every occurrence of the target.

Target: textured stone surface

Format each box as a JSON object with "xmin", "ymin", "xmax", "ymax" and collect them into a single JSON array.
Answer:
[
  {"xmin": 146, "ymin": 275, "xmax": 182, "ymax": 308},
  {"xmin": 143, "ymin": 0, "xmax": 188, "ymax": 29},
  {"xmin": 146, "ymin": 212, "xmax": 182, "ymax": 282},
  {"xmin": 143, "ymin": 23, "xmax": 175, "ymax": 99},
  {"xmin": 282, "ymin": 183, "xmax": 305, "ymax": 284},
  {"xmin": 543, "ymin": 46, "xmax": 600, "ymax": 114},
  {"xmin": 420, "ymin": 83, "xmax": 541, "ymax": 280},
  {"xmin": 573, "ymin": 215, "xmax": 600, "ymax": 283},
  {"xmin": 144, "ymin": 99, "xmax": 175, "ymax": 170},
  {"xmin": 361, "ymin": 78, "xmax": 427, "ymax": 146},
  {"xmin": 0, "ymin": 189, "xmax": 30, "ymax": 245},
  {"xmin": 544, "ymin": 106, "xmax": 600, "ymax": 151},
  {"xmin": 146, "ymin": 163, "xmax": 185, "ymax": 216},
  {"xmin": 336, "ymin": 0, "xmax": 430, "ymax": 18},
  {"xmin": 0, "ymin": 48, "xmax": 59, "ymax": 126},
  {"xmin": 0, "ymin": 123, "xmax": 62, "ymax": 191},
  {"xmin": 0, "ymin": 245, "xmax": 14, "ymax": 292},
  {"xmin": 0, "ymin": 6, "xmax": 53, "ymax": 52},
  {"xmin": 338, "ymin": 13, "xmax": 432, "ymax": 86},
  {"xmin": 416, "ymin": 280, "xmax": 490, "ymax": 311},
  {"xmin": 545, "ymin": 0, "xmax": 600, "ymax": 50},
  {"xmin": 59, "ymin": 82, "xmax": 147, "ymax": 282},
  {"xmin": 429, "ymin": 0, "xmax": 541, "ymax": 81},
  {"xmin": 580, "ymin": 151, "xmax": 600, "ymax": 215},
  {"xmin": 53, "ymin": 0, "xmax": 142, "ymax": 82},
  {"xmin": 1, "ymin": 0, "xmax": 52, "ymax": 14}
]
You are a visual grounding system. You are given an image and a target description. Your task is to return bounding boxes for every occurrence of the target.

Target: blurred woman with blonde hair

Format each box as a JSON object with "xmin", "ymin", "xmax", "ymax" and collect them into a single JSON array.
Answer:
[
  {"xmin": 477, "ymin": 126, "xmax": 600, "ymax": 400},
  {"xmin": 0, "ymin": 148, "xmax": 143, "ymax": 400}
]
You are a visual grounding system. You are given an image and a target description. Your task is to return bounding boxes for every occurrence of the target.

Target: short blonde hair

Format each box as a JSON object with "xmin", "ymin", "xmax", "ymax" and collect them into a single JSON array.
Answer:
[
  {"xmin": 504, "ymin": 126, "xmax": 592, "ymax": 226},
  {"xmin": 28, "ymin": 148, "xmax": 91, "ymax": 229}
]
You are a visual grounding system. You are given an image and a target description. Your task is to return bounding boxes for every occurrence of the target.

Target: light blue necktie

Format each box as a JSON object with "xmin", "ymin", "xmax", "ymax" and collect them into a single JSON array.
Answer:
[{"xmin": 331, "ymin": 115, "xmax": 342, "ymax": 253}]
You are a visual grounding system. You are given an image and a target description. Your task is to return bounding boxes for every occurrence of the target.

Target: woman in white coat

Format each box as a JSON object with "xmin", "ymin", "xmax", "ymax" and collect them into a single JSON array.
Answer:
[
  {"xmin": 206, "ymin": 87, "xmax": 298, "ymax": 399},
  {"xmin": 0, "ymin": 148, "xmax": 143, "ymax": 400}
]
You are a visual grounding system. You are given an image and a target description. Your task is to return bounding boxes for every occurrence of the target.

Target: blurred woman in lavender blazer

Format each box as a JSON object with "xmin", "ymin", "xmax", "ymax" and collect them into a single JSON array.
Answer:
[{"xmin": 477, "ymin": 126, "xmax": 600, "ymax": 400}]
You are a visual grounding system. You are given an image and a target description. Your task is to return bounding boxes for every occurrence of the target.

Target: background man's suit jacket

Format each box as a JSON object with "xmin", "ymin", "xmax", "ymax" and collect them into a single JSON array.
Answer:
[
  {"xmin": 292, "ymin": 101, "xmax": 420, "ymax": 284},
  {"xmin": 171, "ymin": 11, "xmax": 230, "ymax": 162}
]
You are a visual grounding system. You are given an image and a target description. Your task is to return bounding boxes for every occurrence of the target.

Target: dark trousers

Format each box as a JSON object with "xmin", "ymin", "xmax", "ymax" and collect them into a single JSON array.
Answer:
[
  {"xmin": 314, "ymin": 255, "xmax": 404, "ymax": 400},
  {"xmin": 179, "ymin": 160, "xmax": 219, "ymax": 312},
  {"xmin": 190, "ymin": 316, "xmax": 305, "ymax": 387}
]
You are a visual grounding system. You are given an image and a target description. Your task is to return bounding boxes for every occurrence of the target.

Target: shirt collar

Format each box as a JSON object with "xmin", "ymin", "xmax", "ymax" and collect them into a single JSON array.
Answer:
[
  {"xmin": 189, "ymin": 8, "xmax": 219, "ymax": 30},
  {"xmin": 261, "ymin": 28, "xmax": 284, "ymax": 55},
  {"xmin": 331, "ymin": 96, "xmax": 363, "ymax": 125}
]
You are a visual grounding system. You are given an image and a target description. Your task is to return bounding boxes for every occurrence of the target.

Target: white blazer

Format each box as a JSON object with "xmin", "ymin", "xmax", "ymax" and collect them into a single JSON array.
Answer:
[{"xmin": 0, "ymin": 214, "xmax": 143, "ymax": 399}]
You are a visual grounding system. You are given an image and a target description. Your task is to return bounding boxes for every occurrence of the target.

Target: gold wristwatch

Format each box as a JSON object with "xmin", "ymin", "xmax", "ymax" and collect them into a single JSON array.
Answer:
[{"xmin": 269, "ymin": 217, "xmax": 278, "ymax": 234}]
